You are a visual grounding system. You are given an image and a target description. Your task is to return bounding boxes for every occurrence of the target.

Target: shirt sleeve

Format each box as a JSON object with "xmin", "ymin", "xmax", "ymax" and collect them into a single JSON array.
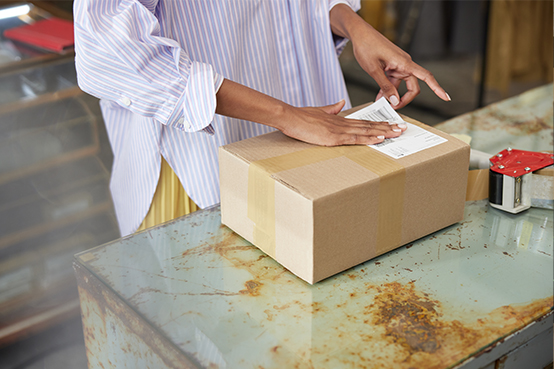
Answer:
[
  {"xmin": 328, "ymin": 0, "xmax": 361, "ymax": 55},
  {"xmin": 74, "ymin": 0, "xmax": 220, "ymax": 133}
]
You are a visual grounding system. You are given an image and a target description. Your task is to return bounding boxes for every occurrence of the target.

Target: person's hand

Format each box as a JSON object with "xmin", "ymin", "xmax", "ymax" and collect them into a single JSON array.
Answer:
[
  {"xmin": 330, "ymin": 4, "xmax": 450, "ymax": 110},
  {"xmin": 279, "ymin": 100, "xmax": 406, "ymax": 146},
  {"xmin": 352, "ymin": 25, "xmax": 450, "ymax": 109},
  {"xmin": 216, "ymin": 79, "xmax": 407, "ymax": 147}
]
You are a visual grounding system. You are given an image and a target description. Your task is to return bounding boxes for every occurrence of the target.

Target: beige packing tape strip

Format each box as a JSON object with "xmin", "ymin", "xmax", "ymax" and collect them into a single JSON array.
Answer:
[
  {"xmin": 465, "ymin": 168, "xmax": 554, "ymax": 201},
  {"xmin": 535, "ymin": 167, "xmax": 554, "ymax": 176},
  {"xmin": 248, "ymin": 145, "xmax": 405, "ymax": 258},
  {"xmin": 466, "ymin": 169, "xmax": 490, "ymax": 201}
]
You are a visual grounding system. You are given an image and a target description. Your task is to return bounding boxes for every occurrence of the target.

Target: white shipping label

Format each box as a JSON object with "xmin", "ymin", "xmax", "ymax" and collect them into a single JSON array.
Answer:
[{"xmin": 346, "ymin": 97, "xmax": 447, "ymax": 159}]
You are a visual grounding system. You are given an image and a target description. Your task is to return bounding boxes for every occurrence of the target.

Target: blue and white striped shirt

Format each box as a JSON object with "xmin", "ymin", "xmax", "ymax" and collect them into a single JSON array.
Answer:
[{"xmin": 74, "ymin": 0, "xmax": 360, "ymax": 236}]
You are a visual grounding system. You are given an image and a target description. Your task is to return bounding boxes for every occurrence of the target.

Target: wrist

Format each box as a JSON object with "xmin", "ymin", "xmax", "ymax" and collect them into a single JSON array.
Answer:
[{"xmin": 265, "ymin": 101, "xmax": 295, "ymax": 132}]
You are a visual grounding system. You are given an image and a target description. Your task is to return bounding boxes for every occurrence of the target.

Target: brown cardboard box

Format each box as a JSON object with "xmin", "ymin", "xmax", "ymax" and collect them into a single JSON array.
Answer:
[{"xmin": 219, "ymin": 106, "xmax": 470, "ymax": 284}]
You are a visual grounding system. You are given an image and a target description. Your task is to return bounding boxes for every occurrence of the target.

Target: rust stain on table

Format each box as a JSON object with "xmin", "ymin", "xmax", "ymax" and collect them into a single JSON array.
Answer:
[
  {"xmin": 177, "ymin": 233, "xmax": 552, "ymax": 368},
  {"xmin": 355, "ymin": 282, "xmax": 552, "ymax": 368}
]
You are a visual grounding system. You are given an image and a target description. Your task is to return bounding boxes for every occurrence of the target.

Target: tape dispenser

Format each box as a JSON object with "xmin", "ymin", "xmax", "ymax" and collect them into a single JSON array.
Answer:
[{"xmin": 488, "ymin": 148, "xmax": 554, "ymax": 213}]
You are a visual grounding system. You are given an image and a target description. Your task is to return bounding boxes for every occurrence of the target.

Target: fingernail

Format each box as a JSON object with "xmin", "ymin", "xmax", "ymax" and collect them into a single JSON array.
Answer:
[
  {"xmin": 446, "ymin": 92, "xmax": 451, "ymax": 101},
  {"xmin": 389, "ymin": 95, "xmax": 399, "ymax": 106},
  {"xmin": 377, "ymin": 135, "xmax": 385, "ymax": 140},
  {"xmin": 393, "ymin": 128, "xmax": 401, "ymax": 133},
  {"xmin": 398, "ymin": 123, "xmax": 407, "ymax": 129}
]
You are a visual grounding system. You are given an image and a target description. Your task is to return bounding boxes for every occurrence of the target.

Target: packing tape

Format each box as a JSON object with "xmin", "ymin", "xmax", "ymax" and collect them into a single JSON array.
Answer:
[
  {"xmin": 466, "ymin": 169, "xmax": 490, "ymax": 201},
  {"xmin": 465, "ymin": 168, "xmax": 554, "ymax": 203},
  {"xmin": 247, "ymin": 145, "xmax": 405, "ymax": 258}
]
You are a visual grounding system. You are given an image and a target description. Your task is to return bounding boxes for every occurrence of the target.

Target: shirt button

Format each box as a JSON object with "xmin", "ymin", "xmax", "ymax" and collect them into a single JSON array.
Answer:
[
  {"xmin": 120, "ymin": 97, "xmax": 131, "ymax": 106},
  {"xmin": 177, "ymin": 118, "xmax": 191, "ymax": 129}
]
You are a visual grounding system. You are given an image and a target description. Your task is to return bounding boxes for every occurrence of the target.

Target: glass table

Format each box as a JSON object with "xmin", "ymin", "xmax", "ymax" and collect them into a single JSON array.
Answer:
[
  {"xmin": 0, "ymin": 3, "xmax": 119, "ymax": 342},
  {"xmin": 74, "ymin": 84, "xmax": 553, "ymax": 369}
]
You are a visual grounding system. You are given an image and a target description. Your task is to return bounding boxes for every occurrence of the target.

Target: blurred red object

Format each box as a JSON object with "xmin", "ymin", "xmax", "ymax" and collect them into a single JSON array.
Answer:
[{"xmin": 4, "ymin": 17, "xmax": 74, "ymax": 53}]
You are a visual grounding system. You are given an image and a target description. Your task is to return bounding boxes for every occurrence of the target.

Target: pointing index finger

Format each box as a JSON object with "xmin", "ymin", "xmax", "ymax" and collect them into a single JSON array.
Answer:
[{"xmin": 410, "ymin": 63, "xmax": 451, "ymax": 102}]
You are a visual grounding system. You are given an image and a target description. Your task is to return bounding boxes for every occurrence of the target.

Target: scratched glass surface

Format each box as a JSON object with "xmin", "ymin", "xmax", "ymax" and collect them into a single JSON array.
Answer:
[
  {"xmin": 76, "ymin": 200, "xmax": 553, "ymax": 369},
  {"xmin": 75, "ymin": 85, "xmax": 554, "ymax": 369},
  {"xmin": 435, "ymin": 83, "xmax": 553, "ymax": 154}
]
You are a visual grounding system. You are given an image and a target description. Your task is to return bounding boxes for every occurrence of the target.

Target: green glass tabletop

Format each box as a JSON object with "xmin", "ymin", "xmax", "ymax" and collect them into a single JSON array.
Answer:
[{"xmin": 75, "ymin": 84, "xmax": 553, "ymax": 369}]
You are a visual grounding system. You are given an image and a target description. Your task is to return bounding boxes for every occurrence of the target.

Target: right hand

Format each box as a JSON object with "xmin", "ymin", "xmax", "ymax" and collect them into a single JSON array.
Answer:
[{"xmin": 278, "ymin": 100, "xmax": 406, "ymax": 146}]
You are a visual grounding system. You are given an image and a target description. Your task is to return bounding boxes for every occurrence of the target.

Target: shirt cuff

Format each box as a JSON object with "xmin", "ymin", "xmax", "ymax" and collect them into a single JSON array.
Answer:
[
  {"xmin": 329, "ymin": 0, "xmax": 361, "ymax": 12},
  {"xmin": 214, "ymin": 72, "xmax": 224, "ymax": 94},
  {"xmin": 201, "ymin": 71, "xmax": 224, "ymax": 135},
  {"xmin": 167, "ymin": 61, "xmax": 218, "ymax": 133}
]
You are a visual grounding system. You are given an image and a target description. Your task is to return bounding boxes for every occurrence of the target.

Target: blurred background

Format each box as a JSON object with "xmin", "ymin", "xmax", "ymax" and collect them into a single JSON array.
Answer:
[{"xmin": 0, "ymin": 1, "xmax": 551, "ymax": 368}]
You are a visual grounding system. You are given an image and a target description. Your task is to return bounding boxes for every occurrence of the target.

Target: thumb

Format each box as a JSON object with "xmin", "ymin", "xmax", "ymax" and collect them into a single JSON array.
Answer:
[
  {"xmin": 320, "ymin": 99, "xmax": 346, "ymax": 115},
  {"xmin": 371, "ymin": 69, "xmax": 400, "ymax": 107}
]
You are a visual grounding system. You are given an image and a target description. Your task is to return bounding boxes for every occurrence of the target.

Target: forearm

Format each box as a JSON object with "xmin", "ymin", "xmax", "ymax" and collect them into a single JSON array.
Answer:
[
  {"xmin": 329, "ymin": 3, "xmax": 372, "ymax": 44},
  {"xmin": 215, "ymin": 79, "xmax": 292, "ymax": 131}
]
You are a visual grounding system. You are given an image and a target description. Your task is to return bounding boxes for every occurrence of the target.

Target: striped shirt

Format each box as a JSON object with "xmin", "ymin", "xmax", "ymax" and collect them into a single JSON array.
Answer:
[{"xmin": 74, "ymin": 0, "xmax": 360, "ymax": 236}]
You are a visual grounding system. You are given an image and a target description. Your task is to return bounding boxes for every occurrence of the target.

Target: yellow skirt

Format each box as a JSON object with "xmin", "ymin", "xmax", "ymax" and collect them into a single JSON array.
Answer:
[{"xmin": 137, "ymin": 157, "xmax": 199, "ymax": 232}]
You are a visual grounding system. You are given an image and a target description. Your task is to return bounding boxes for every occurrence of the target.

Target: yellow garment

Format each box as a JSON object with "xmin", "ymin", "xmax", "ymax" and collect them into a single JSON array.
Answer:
[{"xmin": 137, "ymin": 157, "xmax": 199, "ymax": 231}]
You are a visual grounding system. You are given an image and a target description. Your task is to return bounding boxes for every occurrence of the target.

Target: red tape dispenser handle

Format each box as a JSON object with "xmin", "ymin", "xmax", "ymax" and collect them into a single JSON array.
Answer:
[{"xmin": 489, "ymin": 148, "xmax": 554, "ymax": 213}]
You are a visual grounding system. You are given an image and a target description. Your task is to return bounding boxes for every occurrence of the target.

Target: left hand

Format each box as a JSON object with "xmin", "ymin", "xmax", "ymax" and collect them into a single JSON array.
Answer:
[{"xmin": 330, "ymin": 4, "xmax": 450, "ymax": 110}]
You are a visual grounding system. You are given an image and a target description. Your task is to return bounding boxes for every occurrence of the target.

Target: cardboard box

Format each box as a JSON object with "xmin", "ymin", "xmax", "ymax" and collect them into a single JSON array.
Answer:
[{"xmin": 219, "ymin": 106, "xmax": 470, "ymax": 284}]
